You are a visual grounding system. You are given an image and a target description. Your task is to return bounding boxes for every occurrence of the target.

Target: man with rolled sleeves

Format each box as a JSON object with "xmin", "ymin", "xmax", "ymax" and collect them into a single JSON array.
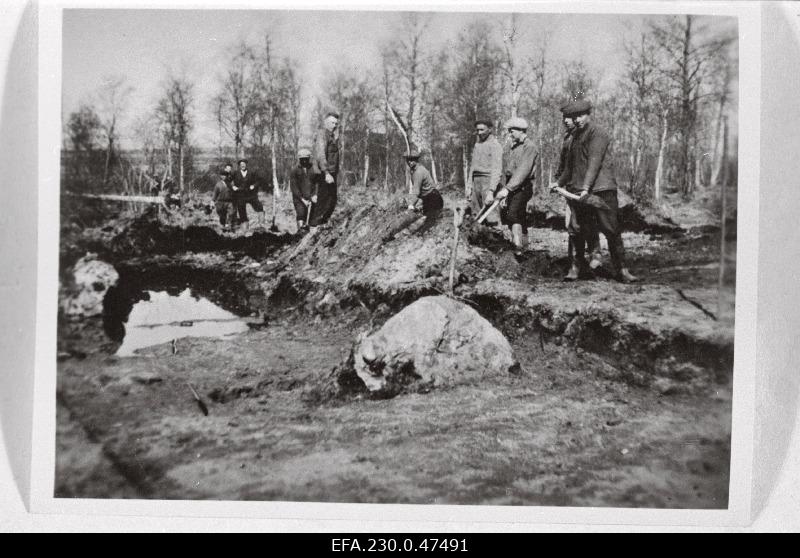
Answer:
[
  {"xmin": 230, "ymin": 158, "xmax": 266, "ymax": 233},
  {"xmin": 554, "ymin": 99, "xmax": 637, "ymax": 283},
  {"xmin": 468, "ymin": 119, "xmax": 503, "ymax": 226},
  {"xmin": 309, "ymin": 111, "xmax": 340, "ymax": 228},
  {"xmin": 290, "ymin": 147, "xmax": 316, "ymax": 232},
  {"xmin": 556, "ymin": 103, "xmax": 601, "ymax": 278},
  {"xmin": 495, "ymin": 116, "xmax": 538, "ymax": 259}
]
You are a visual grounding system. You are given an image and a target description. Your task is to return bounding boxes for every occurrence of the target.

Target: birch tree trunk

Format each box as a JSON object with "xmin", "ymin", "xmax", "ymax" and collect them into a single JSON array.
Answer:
[
  {"xmin": 179, "ymin": 144, "xmax": 185, "ymax": 191},
  {"xmin": 654, "ymin": 108, "xmax": 669, "ymax": 201}
]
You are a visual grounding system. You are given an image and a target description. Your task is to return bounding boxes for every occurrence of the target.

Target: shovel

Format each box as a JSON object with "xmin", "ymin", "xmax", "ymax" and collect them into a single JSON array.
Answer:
[{"xmin": 476, "ymin": 198, "xmax": 502, "ymax": 224}]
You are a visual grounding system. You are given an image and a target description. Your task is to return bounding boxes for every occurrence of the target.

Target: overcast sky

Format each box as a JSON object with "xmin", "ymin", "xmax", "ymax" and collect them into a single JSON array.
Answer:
[{"xmin": 62, "ymin": 9, "xmax": 736, "ymax": 149}]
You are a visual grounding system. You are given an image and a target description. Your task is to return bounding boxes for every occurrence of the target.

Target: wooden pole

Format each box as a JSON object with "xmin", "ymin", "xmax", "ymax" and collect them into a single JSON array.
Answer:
[
  {"xmin": 448, "ymin": 206, "xmax": 463, "ymax": 294},
  {"xmin": 717, "ymin": 116, "xmax": 729, "ymax": 318}
]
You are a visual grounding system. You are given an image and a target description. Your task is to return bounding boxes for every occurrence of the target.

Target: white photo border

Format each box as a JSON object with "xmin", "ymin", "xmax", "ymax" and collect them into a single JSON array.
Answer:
[{"xmin": 32, "ymin": 0, "xmax": 760, "ymax": 528}]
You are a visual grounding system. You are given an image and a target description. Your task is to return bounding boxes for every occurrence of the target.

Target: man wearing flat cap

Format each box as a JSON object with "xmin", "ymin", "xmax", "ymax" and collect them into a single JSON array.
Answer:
[
  {"xmin": 406, "ymin": 148, "xmax": 443, "ymax": 227},
  {"xmin": 309, "ymin": 110, "xmax": 341, "ymax": 229},
  {"xmin": 556, "ymin": 103, "xmax": 602, "ymax": 279},
  {"xmin": 553, "ymin": 99, "xmax": 637, "ymax": 282},
  {"xmin": 230, "ymin": 158, "xmax": 266, "ymax": 234},
  {"xmin": 290, "ymin": 147, "xmax": 316, "ymax": 233},
  {"xmin": 495, "ymin": 116, "xmax": 538, "ymax": 258},
  {"xmin": 468, "ymin": 119, "xmax": 503, "ymax": 226}
]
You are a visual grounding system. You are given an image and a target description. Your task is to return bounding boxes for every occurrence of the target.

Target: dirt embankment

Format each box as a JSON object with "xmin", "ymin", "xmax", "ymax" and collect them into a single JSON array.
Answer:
[{"xmin": 55, "ymin": 189, "xmax": 735, "ymax": 506}]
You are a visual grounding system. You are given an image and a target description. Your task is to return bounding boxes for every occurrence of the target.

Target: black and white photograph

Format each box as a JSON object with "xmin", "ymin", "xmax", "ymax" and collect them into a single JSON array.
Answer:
[{"xmin": 51, "ymin": 5, "xmax": 742, "ymax": 510}]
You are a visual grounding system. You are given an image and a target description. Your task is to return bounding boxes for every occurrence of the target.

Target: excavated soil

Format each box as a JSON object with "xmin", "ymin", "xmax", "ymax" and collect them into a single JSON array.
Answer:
[{"xmin": 55, "ymin": 188, "xmax": 735, "ymax": 507}]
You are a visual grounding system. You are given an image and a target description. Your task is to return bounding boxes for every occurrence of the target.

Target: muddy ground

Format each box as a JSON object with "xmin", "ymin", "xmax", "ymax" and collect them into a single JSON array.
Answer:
[{"xmin": 55, "ymin": 187, "xmax": 735, "ymax": 508}]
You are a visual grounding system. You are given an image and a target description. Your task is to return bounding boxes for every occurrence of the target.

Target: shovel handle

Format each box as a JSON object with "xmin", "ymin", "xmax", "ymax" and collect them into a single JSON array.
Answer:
[{"xmin": 476, "ymin": 199, "xmax": 502, "ymax": 224}]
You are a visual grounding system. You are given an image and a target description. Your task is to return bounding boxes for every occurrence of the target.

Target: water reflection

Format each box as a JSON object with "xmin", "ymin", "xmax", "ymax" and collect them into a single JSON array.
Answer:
[{"xmin": 116, "ymin": 288, "xmax": 249, "ymax": 357}]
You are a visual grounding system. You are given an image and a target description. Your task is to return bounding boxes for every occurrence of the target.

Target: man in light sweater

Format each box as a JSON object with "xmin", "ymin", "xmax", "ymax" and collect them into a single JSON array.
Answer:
[{"xmin": 468, "ymin": 119, "xmax": 503, "ymax": 226}]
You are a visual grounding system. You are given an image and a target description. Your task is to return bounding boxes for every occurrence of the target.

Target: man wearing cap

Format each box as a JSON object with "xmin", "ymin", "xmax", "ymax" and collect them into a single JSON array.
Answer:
[
  {"xmin": 310, "ymin": 111, "xmax": 341, "ymax": 228},
  {"xmin": 290, "ymin": 147, "xmax": 316, "ymax": 232},
  {"xmin": 495, "ymin": 116, "xmax": 538, "ymax": 258},
  {"xmin": 556, "ymin": 104, "xmax": 602, "ymax": 279},
  {"xmin": 406, "ymin": 149, "xmax": 444, "ymax": 229},
  {"xmin": 468, "ymin": 119, "xmax": 503, "ymax": 225},
  {"xmin": 554, "ymin": 99, "xmax": 637, "ymax": 283},
  {"xmin": 212, "ymin": 167, "xmax": 234, "ymax": 231},
  {"xmin": 230, "ymin": 158, "xmax": 266, "ymax": 233}
]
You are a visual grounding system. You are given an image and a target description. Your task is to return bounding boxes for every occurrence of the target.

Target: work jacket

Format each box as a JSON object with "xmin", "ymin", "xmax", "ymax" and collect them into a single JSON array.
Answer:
[
  {"xmin": 555, "ymin": 129, "xmax": 573, "ymax": 181},
  {"xmin": 502, "ymin": 136, "xmax": 538, "ymax": 192},
  {"xmin": 557, "ymin": 123, "xmax": 617, "ymax": 194},
  {"xmin": 212, "ymin": 179, "xmax": 231, "ymax": 203},
  {"xmin": 312, "ymin": 128, "xmax": 340, "ymax": 176},
  {"xmin": 230, "ymin": 169, "xmax": 260, "ymax": 196},
  {"xmin": 412, "ymin": 164, "xmax": 437, "ymax": 199},
  {"xmin": 290, "ymin": 164, "xmax": 315, "ymax": 200}
]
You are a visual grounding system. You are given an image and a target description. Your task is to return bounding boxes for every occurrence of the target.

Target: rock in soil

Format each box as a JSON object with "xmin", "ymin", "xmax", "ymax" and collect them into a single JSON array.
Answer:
[{"xmin": 346, "ymin": 295, "xmax": 520, "ymax": 397}]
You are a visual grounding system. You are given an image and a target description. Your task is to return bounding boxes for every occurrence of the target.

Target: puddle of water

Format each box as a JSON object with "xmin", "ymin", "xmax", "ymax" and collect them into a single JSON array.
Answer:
[{"xmin": 116, "ymin": 288, "xmax": 249, "ymax": 357}]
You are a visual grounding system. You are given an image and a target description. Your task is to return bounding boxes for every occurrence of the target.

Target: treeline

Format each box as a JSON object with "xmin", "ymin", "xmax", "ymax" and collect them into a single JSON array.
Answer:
[{"xmin": 62, "ymin": 13, "xmax": 737, "ymax": 203}]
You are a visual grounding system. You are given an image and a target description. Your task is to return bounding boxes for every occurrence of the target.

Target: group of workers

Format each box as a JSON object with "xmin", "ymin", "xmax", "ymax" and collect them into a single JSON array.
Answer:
[
  {"xmin": 210, "ymin": 100, "xmax": 637, "ymax": 283},
  {"xmin": 212, "ymin": 111, "xmax": 341, "ymax": 234},
  {"xmin": 466, "ymin": 98, "xmax": 637, "ymax": 283}
]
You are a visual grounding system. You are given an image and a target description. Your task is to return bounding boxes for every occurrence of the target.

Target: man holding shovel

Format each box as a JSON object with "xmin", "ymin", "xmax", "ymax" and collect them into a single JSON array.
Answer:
[
  {"xmin": 494, "ymin": 116, "xmax": 538, "ymax": 259},
  {"xmin": 468, "ymin": 119, "xmax": 503, "ymax": 226},
  {"xmin": 556, "ymin": 103, "xmax": 602, "ymax": 276},
  {"xmin": 290, "ymin": 147, "xmax": 316, "ymax": 233},
  {"xmin": 552, "ymin": 99, "xmax": 637, "ymax": 283}
]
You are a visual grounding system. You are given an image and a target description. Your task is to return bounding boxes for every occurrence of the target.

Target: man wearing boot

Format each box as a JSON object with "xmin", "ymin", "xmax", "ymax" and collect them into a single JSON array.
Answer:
[
  {"xmin": 212, "ymin": 167, "xmax": 234, "ymax": 232},
  {"xmin": 495, "ymin": 116, "xmax": 538, "ymax": 260},
  {"xmin": 468, "ymin": 119, "xmax": 503, "ymax": 226},
  {"xmin": 556, "ymin": 103, "xmax": 602, "ymax": 277},
  {"xmin": 555, "ymin": 99, "xmax": 637, "ymax": 283},
  {"xmin": 310, "ymin": 111, "xmax": 340, "ymax": 230},
  {"xmin": 231, "ymin": 158, "xmax": 266, "ymax": 234},
  {"xmin": 290, "ymin": 148, "xmax": 316, "ymax": 233}
]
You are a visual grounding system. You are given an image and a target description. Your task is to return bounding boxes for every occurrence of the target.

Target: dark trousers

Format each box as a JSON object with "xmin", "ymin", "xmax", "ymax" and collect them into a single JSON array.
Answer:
[
  {"xmin": 498, "ymin": 182, "xmax": 532, "ymax": 234},
  {"xmin": 215, "ymin": 201, "xmax": 233, "ymax": 226},
  {"xmin": 292, "ymin": 192, "xmax": 310, "ymax": 224},
  {"xmin": 416, "ymin": 190, "xmax": 444, "ymax": 235},
  {"xmin": 310, "ymin": 175, "xmax": 337, "ymax": 226},
  {"xmin": 234, "ymin": 194, "xmax": 264, "ymax": 223},
  {"xmin": 570, "ymin": 190, "xmax": 626, "ymax": 271}
]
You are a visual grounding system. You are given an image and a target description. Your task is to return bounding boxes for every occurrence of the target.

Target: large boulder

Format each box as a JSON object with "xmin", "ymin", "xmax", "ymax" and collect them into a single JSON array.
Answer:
[
  {"xmin": 61, "ymin": 253, "xmax": 119, "ymax": 319},
  {"xmin": 349, "ymin": 295, "xmax": 519, "ymax": 396}
]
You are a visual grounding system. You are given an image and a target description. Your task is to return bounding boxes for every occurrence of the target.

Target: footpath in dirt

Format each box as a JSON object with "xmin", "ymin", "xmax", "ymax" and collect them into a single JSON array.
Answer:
[{"xmin": 55, "ymin": 187, "xmax": 735, "ymax": 507}]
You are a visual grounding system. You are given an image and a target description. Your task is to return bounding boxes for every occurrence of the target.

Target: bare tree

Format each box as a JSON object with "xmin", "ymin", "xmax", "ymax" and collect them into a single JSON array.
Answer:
[
  {"xmin": 213, "ymin": 43, "xmax": 259, "ymax": 160},
  {"xmin": 156, "ymin": 74, "xmax": 194, "ymax": 191},
  {"xmin": 96, "ymin": 75, "xmax": 133, "ymax": 188},
  {"xmin": 650, "ymin": 15, "xmax": 734, "ymax": 197}
]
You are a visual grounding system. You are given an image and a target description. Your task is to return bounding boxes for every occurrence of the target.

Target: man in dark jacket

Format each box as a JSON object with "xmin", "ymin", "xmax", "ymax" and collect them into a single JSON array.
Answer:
[
  {"xmin": 230, "ymin": 158, "xmax": 265, "ymax": 233},
  {"xmin": 212, "ymin": 167, "xmax": 234, "ymax": 231},
  {"xmin": 495, "ymin": 116, "xmax": 538, "ymax": 258},
  {"xmin": 309, "ymin": 111, "xmax": 340, "ymax": 228},
  {"xmin": 290, "ymin": 148, "xmax": 316, "ymax": 232},
  {"xmin": 554, "ymin": 99, "xmax": 637, "ymax": 283},
  {"xmin": 556, "ymin": 103, "xmax": 601, "ymax": 277}
]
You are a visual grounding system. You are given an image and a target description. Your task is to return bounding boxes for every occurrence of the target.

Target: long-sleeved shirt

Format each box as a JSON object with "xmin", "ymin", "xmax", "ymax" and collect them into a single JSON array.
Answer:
[
  {"xmin": 557, "ymin": 123, "xmax": 617, "ymax": 194},
  {"xmin": 502, "ymin": 136, "xmax": 538, "ymax": 192},
  {"xmin": 412, "ymin": 164, "xmax": 437, "ymax": 199},
  {"xmin": 290, "ymin": 164, "xmax": 315, "ymax": 200},
  {"xmin": 212, "ymin": 179, "xmax": 231, "ymax": 203},
  {"xmin": 312, "ymin": 128, "xmax": 340, "ymax": 175},
  {"xmin": 469, "ymin": 134, "xmax": 503, "ymax": 189},
  {"xmin": 555, "ymin": 129, "xmax": 573, "ymax": 181}
]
